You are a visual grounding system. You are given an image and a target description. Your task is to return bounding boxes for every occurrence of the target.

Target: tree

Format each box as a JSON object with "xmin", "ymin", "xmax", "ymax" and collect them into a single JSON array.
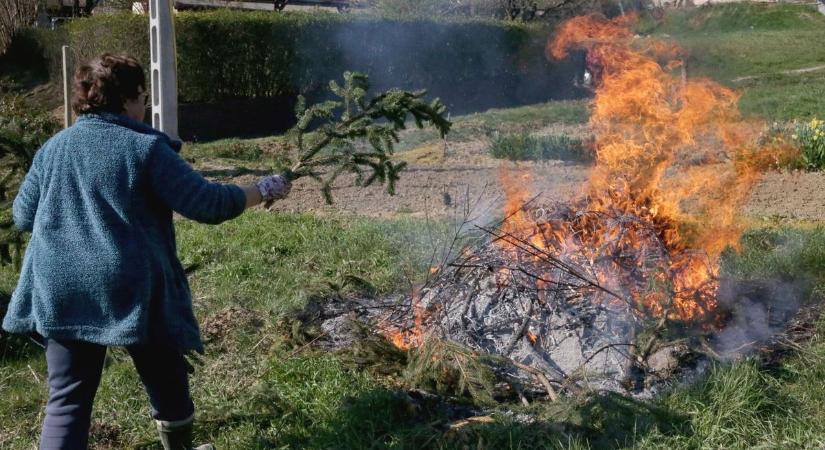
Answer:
[
  {"xmin": 373, "ymin": 0, "xmax": 598, "ymax": 21},
  {"xmin": 0, "ymin": 0, "xmax": 38, "ymax": 56},
  {"xmin": 501, "ymin": 0, "xmax": 608, "ymax": 21}
]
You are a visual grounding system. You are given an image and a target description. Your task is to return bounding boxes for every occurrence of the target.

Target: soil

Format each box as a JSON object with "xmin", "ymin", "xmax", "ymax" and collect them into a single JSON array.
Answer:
[
  {"xmin": 743, "ymin": 171, "xmax": 825, "ymax": 220},
  {"xmin": 215, "ymin": 124, "xmax": 825, "ymax": 221}
]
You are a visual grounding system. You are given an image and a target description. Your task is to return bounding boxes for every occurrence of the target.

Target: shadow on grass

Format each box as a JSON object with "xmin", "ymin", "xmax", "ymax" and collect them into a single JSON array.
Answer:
[
  {"xmin": 283, "ymin": 389, "xmax": 690, "ymax": 450},
  {"xmin": 0, "ymin": 290, "xmax": 44, "ymax": 363},
  {"xmin": 569, "ymin": 392, "xmax": 690, "ymax": 448}
]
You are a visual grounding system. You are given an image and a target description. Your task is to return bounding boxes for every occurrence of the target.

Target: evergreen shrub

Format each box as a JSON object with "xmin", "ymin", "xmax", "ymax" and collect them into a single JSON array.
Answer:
[{"xmin": 16, "ymin": 11, "xmax": 575, "ymax": 108}]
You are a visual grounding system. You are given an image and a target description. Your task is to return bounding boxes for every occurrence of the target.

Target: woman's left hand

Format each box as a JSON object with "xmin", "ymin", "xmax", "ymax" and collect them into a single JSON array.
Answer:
[{"xmin": 256, "ymin": 174, "xmax": 292, "ymax": 201}]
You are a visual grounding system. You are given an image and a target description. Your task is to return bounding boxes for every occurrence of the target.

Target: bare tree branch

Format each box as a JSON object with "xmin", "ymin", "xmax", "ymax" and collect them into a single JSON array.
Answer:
[{"xmin": 0, "ymin": 0, "xmax": 38, "ymax": 55}]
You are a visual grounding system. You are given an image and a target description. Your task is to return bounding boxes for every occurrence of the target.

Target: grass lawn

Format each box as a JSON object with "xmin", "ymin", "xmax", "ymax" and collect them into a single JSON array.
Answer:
[
  {"xmin": 640, "ymin": 3, "xmax": 825, "ymax": 121},
  {"xmin": 3, "ymin": 212, "xmax": 825, "ymax": 449},
  {"xmin": 180, "ymin": 99, "xmax": 591, "ymax": 169}
]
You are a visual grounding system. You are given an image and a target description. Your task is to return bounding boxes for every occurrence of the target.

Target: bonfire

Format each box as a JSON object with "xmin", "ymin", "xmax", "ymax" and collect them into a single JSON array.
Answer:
[{"xmin": 320, "ymin": 14, "xmax": 804, "ymax": 401}]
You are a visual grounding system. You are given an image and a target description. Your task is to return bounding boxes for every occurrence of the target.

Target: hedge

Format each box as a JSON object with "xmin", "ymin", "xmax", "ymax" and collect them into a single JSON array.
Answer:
[{"xmin": 14, "ymin": 11, "xmax": 581, "ymax": 109}]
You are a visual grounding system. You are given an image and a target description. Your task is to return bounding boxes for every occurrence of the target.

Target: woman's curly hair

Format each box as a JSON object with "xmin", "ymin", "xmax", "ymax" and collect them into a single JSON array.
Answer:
[{"xmin": 72, "ymin": 53, "xmax": 146, "ymax": 115}]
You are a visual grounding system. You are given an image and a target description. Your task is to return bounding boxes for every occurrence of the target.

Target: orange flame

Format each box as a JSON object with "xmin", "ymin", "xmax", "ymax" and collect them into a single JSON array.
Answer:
[
  {"xmin": 385, "ymin": 15, "xmax": 780, "ymax": 350},
  {"xmin": 497, "ymin": 14, "xmax": 771, "ymax": 322},
  {"xmin": 383, "ymin": 289, "xmax": 426, "ymax": 350}
]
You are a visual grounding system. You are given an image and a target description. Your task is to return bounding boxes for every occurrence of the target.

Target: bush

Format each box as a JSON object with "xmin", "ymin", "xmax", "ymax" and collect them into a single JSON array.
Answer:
[
  {"xmin": 488, "ymin": 132, "xmax": 591, "ymax": 162},
  {"xmin": 0, "ymin": 95, "xmax": 60, "ymax": 266},
  {"xmin": 14, "ymin": 12, "xmax": 581, "ymax": 109},
  {"xmin": 792, "ymin": 118, "xmax": 825, "ymax": 170}
]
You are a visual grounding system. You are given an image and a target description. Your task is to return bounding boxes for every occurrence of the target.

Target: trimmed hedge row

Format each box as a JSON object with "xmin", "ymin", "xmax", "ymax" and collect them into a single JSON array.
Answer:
[
  {"xmin": 4, "ymin": 11, "xmax": 586, "ymax": 139},
  {"xmin": 20, "ymin": 11, "xmax": 581, "ymax": 108}
]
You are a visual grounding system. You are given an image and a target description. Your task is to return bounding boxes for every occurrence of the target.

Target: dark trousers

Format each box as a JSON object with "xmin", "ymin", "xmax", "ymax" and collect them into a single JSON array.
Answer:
[{"xmin": 40, "ymin": 338, "xmax": 195, "ymax": 450}]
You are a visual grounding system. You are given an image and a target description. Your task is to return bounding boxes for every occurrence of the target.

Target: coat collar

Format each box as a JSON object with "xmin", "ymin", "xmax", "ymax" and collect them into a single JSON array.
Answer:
[{"xmin": 77, "ymin": 112, "xmax": 183, "ymax": 153}]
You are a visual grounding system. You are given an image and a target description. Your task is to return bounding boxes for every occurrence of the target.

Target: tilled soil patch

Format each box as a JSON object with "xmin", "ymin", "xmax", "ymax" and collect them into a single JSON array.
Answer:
[
  {"xmin": 744, "ymin": 171, "xmax": 825, "ymax": 220},
  {"xmin": 206, "ymin": 137, "xmax": 825, "ymax": 221}
]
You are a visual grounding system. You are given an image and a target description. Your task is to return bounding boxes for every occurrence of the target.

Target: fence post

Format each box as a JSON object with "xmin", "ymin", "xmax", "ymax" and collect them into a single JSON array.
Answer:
[
  {"xmin": 62, "ymin": 45, "xmax": 72, "ymax": 129},
  {"xmin": 149, "ymin": 0, "xmax": 180, "ymax": 140}
]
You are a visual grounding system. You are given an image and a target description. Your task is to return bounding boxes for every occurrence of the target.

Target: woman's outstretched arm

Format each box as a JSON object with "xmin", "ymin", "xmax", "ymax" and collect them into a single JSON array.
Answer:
[{"xmin": 145, "ymin": 140, "xmax": 247, "ymax": 224}]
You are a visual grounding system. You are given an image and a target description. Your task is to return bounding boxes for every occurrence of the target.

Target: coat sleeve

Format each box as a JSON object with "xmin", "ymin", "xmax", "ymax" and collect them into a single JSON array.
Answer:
[
  {"xmin": 12, "ymin": 154, "xmax": 42, "ymax": 232},
  {"xmin": 145, "ymin": 139, "xmax": 247, "ymax": 225}
]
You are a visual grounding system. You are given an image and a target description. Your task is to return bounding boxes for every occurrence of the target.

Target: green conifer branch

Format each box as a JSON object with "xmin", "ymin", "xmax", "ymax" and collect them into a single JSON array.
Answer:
[{"xmin": 281, "ymin": 71, "xmax": 451, "ymax": 204}]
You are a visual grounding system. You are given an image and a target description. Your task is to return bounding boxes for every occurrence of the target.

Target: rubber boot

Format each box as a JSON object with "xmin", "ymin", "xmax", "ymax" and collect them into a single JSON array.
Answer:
[{"xmin": 155, "ymin": 415, "xmax": 215, "ymax": 450}]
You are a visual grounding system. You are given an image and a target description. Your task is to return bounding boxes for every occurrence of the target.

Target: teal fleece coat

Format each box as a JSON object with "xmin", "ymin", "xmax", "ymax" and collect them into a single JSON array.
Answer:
[{"xmin": 2, "ymin": 113, "xmax": 246, "ymax": 352}]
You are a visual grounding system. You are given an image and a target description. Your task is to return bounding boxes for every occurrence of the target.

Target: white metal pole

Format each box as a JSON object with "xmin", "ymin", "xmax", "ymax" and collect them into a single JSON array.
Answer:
[
  {"xmin": 62, "ymin": 45, "xmax": 72, "ymax": 129},
  {"xmin": 148, "ymin": 0, "xmax": 179, "ymax": 140}
]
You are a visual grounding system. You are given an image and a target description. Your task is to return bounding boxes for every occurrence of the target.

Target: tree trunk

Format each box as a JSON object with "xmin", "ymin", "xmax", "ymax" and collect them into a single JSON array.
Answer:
[{"xmin": 0, "ymin": 0, "xmax": 38, "ymax": 55}]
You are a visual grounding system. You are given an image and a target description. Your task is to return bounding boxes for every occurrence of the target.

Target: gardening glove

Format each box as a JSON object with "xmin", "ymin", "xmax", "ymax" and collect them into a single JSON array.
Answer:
[{"xmin": 256, "ymin": 173, "xmax": 291, "ymax": 201}]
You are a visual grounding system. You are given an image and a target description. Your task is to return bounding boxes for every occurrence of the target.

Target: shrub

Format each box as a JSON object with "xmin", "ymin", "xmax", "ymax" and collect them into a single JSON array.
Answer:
[
  {"xmin": 488, "ymin": 132, "xmax": 591, "ymax": 162},
  {"xmin": 792, "ymin": 118, "xmax": 825, "ymax": 170},
  {"xmin": 12, "ymin": 12, "xmax": 581, "ymax": 109},
  {"xmin": 0, "ymin": 95, "xmax": 60, "ymax": 266}
]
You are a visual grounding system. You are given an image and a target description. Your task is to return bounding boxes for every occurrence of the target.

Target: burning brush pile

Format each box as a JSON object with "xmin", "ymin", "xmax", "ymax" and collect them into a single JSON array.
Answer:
[{"xmin": 319, "ymin": 14, "xmax": 807, "ymax": 400}]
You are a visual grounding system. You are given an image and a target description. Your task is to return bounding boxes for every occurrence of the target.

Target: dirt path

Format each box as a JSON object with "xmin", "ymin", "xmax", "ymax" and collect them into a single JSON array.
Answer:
[
  {"xmin": 219, "ymin": 129, "xmax": 825, "ymax": 221},
  {"xmin": 732, "ymin": 64, "xmax": 825, "ymax": 83},
  {"xmin": 266, "ymin": 166, "xmax": 825, "ymax": 222}
]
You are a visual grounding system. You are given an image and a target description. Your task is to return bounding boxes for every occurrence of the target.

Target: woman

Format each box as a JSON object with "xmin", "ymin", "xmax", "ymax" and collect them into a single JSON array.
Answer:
[{"xmin": 2, "ymin": 54, "xmax": 290, "ymax": 450}]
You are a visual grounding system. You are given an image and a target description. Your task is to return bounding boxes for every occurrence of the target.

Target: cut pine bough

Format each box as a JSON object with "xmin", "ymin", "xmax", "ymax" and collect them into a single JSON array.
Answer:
[{"xmin": 277, "ymin": 72, "xmax": 451, "ymax": 205}]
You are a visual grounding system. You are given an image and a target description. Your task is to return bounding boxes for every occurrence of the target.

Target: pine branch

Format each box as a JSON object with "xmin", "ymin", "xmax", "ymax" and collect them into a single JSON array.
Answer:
[{"xmin": 281, "ymin": 71, "xmax": 452, "ymax": 204}]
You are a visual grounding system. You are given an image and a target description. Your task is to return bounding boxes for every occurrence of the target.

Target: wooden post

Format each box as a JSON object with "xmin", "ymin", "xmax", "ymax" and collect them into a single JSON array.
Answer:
[{"xmin": 62, "ymin": 45, "xmax": 72, "ymax": 129}]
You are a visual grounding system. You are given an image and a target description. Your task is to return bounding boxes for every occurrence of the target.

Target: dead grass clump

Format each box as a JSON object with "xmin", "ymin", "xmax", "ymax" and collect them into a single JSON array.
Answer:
[{"xmin": 200, "ymin": 306, "xmax": 264, "ymax": 344}]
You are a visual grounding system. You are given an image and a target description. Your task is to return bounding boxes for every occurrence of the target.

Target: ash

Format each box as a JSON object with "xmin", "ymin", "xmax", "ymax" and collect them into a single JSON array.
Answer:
[
  {"xmin": 417, "ymin": 262, "xmax": 640, "ymax": 393},
  {"xmin": 316, "ymin": 203, "xmax": 811, "ymax": 401}
]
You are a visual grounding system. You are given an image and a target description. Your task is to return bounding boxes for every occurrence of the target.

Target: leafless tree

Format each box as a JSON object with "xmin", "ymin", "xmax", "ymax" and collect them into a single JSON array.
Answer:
[
  {"xmin": 375, "ymin": 0, "xmax": 602, "ymax": 21},
  {"xmin": 0, "ymin": 0, "xmax": 38, "ymax": 55},
  {"xmin": 501, "ymin": 0, "xmax": 602, "ymax": 21}
]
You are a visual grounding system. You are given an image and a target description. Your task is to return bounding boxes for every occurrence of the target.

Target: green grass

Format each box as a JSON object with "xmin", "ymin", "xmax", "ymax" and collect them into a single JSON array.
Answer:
[
  {"xmin": 736, "ymin": 70, "xmax": 825, "ymax": 121},
  {"xmin": 176, "ymin": 211, "xmax": 447, "ymax": 315},
  {"xmin": 488, "ymin": 133, "xmax": 591, "ymax": 163},
  {"xmin": 641, "ymin": 3, "xmax": 825, "ymax": 121},
  {"xmin": 639, "ymin": 3, "xmax": 825, "ymax": 35},
  {"xmin": 0, "ymin": 212, "xmax": 449, "ymax": 448},
  {"xmin": 4, "ymin": 216, "xmax": 825, "ymax": 449},
  {"xmin": 721, "ymin": 225, "xmax": 825, "ymax": 285},
  {"xmin": 395, "ymin": 100, "xmax": 590, "ymax": 152}
]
